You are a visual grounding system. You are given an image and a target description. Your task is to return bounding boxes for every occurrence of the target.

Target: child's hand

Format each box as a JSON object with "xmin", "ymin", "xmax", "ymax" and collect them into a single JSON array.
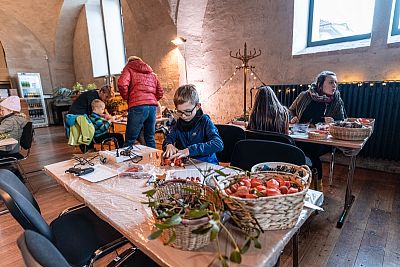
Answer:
[
  {"xmin": 164, "ymin": 144, "xmax": 178, "ymax": 158},
  {"xmin": 103, "ymin": 113, "xmax": 113, "ymax": 120},
  {"xmin": 169, "ymin": 148, "xmax": 189, "ymax": 159}
]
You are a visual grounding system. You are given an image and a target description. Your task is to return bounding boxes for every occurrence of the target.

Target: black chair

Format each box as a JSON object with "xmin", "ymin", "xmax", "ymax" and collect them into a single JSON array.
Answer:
[
  {"xmin": 0, "ymin": 169, "xmax": 129, "ymax": 267},
  {"xmin": 18, "ymin": 230, "xmax": 70, "ymax": 267},
  {"xmin": 230, "ymin": 140, "xmax": 306, "ymax": 171},
  {"xmin": 215, "ymin": 124, "xmax": 245, "ymax": 163},
  {"xmin": 18, "ymin": 230, "xmax": 160, "ymax": 267},
  {"xmin": 0, "ymin": 122, "xmax": 34, "ymax": 185},
  {"xmin": 245, "ymin": 129, "xmax": 295, "ymax": 145}
]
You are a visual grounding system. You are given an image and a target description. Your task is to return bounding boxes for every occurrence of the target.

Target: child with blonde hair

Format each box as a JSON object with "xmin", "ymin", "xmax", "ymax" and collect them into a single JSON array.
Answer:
[{"xmin": 89, "ymin": 99, "xmax": 124, "ymax": 148}]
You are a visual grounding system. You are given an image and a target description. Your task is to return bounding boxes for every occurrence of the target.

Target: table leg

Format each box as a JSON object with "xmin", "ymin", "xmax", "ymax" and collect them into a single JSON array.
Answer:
[
  {"xmin": 328, "ymin": 147, "xmax": 336, "ymax": 186},
  {"xmin": 336, "ymin": 155, "xmax": 356, "ymax": 228},
  {"xmin": 292, "ymin": 230, "xmax": 299, "ymax": 267}
]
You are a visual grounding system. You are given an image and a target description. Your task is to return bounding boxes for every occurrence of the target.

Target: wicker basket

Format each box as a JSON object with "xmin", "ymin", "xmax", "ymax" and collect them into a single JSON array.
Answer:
[
  {"xmin": 152, "ymin": 180, "xmax": 223, "ymax": 251},
  {"xmin": 345, "ymin": 118, "xmax": 375, "ymax": 132},
  {"xmin": 219, "ymin": 167, "xmax": 311, "ymax": 231},
  {"xmin": 329, "ymin": 124, "xmax": 372, "ymax": 141}
]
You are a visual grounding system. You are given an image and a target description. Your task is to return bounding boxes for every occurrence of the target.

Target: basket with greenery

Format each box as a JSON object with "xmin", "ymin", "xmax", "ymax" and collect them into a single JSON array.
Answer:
[{"xmin": 143, "ymin": 164, "xmax": 263, "ymax": 266}]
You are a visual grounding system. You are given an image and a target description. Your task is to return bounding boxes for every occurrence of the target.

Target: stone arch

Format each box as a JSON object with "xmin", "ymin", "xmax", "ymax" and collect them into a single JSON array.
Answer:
[
  {"xmin": 0, "ymin": 8, "xmax": 50, "ymax": 91},
  {"xmin": 55, "ymin": 0, "xmax": 86, "ymax": 88}
]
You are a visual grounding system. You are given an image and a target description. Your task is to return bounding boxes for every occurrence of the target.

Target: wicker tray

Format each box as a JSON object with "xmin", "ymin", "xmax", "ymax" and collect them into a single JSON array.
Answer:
[
  {"xmin": 329, "ymin": 124, "xmax": 372, "ymax": 141},
  {"xmin": 218, "ymin": 167, "xmax": 311, "ymax": 231},
  {"xmin": 152, "ymin": 180, "xmax": 223, "ymax": 251}
]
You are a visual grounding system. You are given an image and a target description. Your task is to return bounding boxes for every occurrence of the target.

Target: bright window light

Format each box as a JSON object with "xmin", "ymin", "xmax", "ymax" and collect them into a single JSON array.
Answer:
[
  {"xmin": 85, "ymin": 0, "xmax": 126, "ymax": 78},
  {"xmin": 392, "ymin": 0, "xmax": 400, "ymax": 36},
  {"xmin": 308, "ymin": 0, "xmax": 376, "ymax": 46}
]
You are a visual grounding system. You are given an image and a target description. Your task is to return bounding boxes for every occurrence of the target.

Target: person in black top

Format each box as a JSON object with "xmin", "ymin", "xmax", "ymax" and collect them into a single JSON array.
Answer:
[
  {"xmin": 68, "ymin": 85, "xmax": 114, "ymax": 115},
  {"xmin": 288, "ymin": 71, "xmax": 346, "ymax": 188},
  {"xmin": 68, "ymin": 85, "xmax": 114, "ymax": 152}
]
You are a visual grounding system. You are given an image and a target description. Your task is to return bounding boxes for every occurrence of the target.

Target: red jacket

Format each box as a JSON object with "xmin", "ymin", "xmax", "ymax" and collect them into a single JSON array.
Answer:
[{"xmin": 117, "ymin": 60, "xmax": 163, "ymax": 108}]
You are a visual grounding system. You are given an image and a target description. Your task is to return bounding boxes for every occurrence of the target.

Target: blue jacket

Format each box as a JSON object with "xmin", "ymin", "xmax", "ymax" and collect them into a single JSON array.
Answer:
[{"xmin": 163, "ymin": 114, "xmax": 223, "ymax": 164}]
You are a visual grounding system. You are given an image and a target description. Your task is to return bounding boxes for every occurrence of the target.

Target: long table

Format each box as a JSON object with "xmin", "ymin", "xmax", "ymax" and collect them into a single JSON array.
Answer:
[
  {"xmin": 44, "ymin": 153, "xmax": 323, "ymax": 267},
  {"xmin": 289, "ymin": 132, "xmax": 369, "ymax": 228}
]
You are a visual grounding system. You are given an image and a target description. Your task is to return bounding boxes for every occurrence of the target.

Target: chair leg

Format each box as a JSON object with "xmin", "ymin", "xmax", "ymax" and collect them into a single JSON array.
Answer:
[
  {"xmin": 15, "ymin": 162, "xmax": 35, "ymax": 193},
  {"xmin": 328, "ymin": 147, "xmax": 336, "ymax": 186},
  {"xmin": 0, "ymin": 200, "xmax": 9, "ymax": 216}
]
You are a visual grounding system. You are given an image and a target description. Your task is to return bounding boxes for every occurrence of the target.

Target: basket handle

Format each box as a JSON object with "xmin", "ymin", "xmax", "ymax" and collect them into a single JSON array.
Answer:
[{"xmin": 301, "ymin": 165, "xmax": 312, "ymax": 187}]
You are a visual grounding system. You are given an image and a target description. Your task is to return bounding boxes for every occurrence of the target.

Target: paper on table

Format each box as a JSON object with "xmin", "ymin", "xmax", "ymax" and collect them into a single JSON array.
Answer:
[{"xmin": 78, "ymin": 164, "xmax": 118, "ymax": 183}]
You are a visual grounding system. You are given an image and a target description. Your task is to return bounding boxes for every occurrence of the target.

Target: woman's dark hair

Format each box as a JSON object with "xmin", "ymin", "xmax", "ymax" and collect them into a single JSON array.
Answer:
[
  {"xmin": 247, "ymin": 86, "xmax": 289, "ymax": 134},
  {"xmin": 314, "ymin": 71, "xmax": 336, "ymax": 93}
]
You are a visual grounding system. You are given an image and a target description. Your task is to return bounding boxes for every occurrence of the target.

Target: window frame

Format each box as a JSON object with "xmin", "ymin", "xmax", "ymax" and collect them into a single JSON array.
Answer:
[
  {"xmin": 307, "ymin": 0, "xmax": 373, "ymax": 47},
  {"xmin": 392, "ymin": 0, "xmax": 400, "ymax": 36}
]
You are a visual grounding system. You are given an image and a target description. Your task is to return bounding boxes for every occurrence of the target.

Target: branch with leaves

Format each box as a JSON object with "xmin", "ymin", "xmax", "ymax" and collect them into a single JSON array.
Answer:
[{"xmin": 142, "ymin": 162, "xmax": 263, "ymax": 266}]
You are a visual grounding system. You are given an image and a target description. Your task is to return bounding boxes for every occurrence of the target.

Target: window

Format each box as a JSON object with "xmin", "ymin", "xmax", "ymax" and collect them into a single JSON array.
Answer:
[
  {"xmin": 307, "ymin": 0, "xmax": 376, "ymax": 47},
  {"xmin": 85, "ymin": 0, "xmax": 126, "ymax": 78},
  {"xmin": 392, "ymin": 0, "xmax": 400, "ymax": 36}
]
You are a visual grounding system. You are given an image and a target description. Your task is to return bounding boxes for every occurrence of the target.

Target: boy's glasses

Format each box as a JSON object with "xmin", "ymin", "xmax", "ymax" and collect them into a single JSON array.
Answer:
[{"xmin": 175, "ymin": 105, "xmax": 197, "ymax": 117}]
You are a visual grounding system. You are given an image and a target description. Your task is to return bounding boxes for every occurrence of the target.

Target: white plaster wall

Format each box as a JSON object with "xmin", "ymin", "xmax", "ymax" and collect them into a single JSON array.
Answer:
[{"xmin": 174, "ymin": 0, "xmax": 400, "ymax": 123}]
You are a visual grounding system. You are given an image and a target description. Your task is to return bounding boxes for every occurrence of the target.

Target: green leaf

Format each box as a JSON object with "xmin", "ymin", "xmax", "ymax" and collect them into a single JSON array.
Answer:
[
  {"xmin": 167, "ymin": 214, "xmax": 182, "ymax": 226},
  {"xmin": 210, "ymin": 224, "xmax": 220, "ymax": 241},
  {"xmin": 240, "ymin": 238, "xmax": 251, "ymax": 254},
  {"xmin": 253, "ymin": 238, "xmax": 262, "ymax": 249},
  {"xmin": 164, "ymin": 230, "xmax": 176, "ymax": 245},
  {"xmin": 220, "ymin": 257, "xmax": 229, "ymax": 267},
  {"xmin": 142, "ymin": 188, "xmax": 157, "ymax": 197},
  {"xmin": 188, "ymin": 209, "xmax": 208, "ymax": 219},
  {"xmin": 214, "ymin": 169, "xmax": 228, "ymax": 177},
  {"xmin": 200, "ymin": 201, "xmax": 210, "ymax": 210},
  {"xmin": 181, "ymin": 187, "xmax": 198, "ymax": 193},
  {"xmin": 230, "ymin": 249, "xmax": 242, "ymax": 263},
  {"xmin": 155, "ymin": 223, "xmax": 173, "ymax": 229},
  {"xmin": 192, "ymin": 225, "xmax": 212, "ymax": 235},
  {"xmin": 211, "ymin": 213, "xmax": 220, "ymax": 221},
  {"xmin": 148, "ymin": 229, "xmax": 163, "ymax": 240}
]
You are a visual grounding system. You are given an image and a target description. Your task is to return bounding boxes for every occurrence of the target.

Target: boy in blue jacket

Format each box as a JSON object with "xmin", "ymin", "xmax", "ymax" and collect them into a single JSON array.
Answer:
[
  {"xmin": 89, "ymin": 99, "xmax": 125, "ymax": 148},
  {"xmin": 163, "ymin": 84, "xmax": 223, "ymax": 164}
]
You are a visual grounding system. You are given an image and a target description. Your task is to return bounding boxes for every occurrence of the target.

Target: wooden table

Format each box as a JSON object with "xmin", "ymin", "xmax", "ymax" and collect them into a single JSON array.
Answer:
[
  {"xmin": 289, "ymin": 132, "xmax": 370, "ymax": 228},
  {"xmin": 44, "ymin": 151, "xmax": 323, "ymax": 267}
]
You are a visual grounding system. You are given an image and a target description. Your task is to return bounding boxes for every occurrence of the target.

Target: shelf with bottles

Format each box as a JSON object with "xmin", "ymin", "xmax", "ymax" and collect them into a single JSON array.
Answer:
[
  {"xmin": 26, "ymin": 100, "xmax": 43, "ymax": 109},
  {"xmin": 28, "ymin": 109, "xmax": 46, "ymax": 119},
  {"xmin": 22, "ymin": 89, "xmax": 41, "ymax": 98}
]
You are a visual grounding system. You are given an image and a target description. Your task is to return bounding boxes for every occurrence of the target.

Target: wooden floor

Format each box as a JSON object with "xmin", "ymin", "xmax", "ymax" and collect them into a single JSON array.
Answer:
[{"xmin": 0, "ymin": 126, "xmax": 399, "ymax": 267}]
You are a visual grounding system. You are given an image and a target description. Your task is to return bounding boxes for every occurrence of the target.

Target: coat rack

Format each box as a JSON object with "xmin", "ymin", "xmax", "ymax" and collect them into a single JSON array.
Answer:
[{"xmin": 230, "ymin": 42, "xmax": 261, "ymax": 122}]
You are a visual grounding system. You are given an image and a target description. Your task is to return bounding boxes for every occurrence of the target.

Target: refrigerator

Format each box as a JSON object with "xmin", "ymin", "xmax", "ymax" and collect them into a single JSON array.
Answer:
[{"xmin": 17, "ymin": 72, "xmax": 48, "ymax": 128}]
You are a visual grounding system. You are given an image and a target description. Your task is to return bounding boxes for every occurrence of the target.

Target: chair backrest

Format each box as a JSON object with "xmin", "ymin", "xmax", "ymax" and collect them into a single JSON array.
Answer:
[
  {"xmin": 20, "ymin": 122, "xmax": 34, "ymax": 150},
  {"xmin": 17, "ymin": 230, "xmax": 70, "ymax": 267},
  {"xmin": 245, "ymin": 129, "xmax": 295, "ymax": 145},
  {"xmin": 0, "ymin": 169, "xmax": 53, "ymax": 241},
  {"xmin": 230, "ymin": 140, "xmax": 306, "ymax": 171},
  {"xmin": 215, "ymin": 124, "xmax": 246, "ymax": 163}
]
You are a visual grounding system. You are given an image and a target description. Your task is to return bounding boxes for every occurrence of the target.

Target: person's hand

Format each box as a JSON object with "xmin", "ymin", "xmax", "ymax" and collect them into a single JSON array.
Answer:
[
  {"xmin": 290, "ymin": 116, "xmax": 299, "ymax": 123},
  {"xmin": 164, "ymin": 144, "xmax": 178, "ymax": 158},
  {"xmin": 103, "ymin": 113, "xmax": 113, "ymax": 120},
  {"xmin": 169, "ymin": 148, "xmax": 189, "ymax": 159},
  {"xmin": 106, "ymin": 115, "xmax": 114, "ymax": 123}
]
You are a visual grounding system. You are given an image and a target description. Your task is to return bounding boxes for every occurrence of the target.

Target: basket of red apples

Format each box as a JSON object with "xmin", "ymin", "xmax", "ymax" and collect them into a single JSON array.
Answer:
[{"xmin": 219, "ymin": 163, "xmax": 311, "ymax": 230}]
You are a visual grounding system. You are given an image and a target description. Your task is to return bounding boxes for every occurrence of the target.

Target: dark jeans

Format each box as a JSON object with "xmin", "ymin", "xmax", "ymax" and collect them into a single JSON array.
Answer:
[
  {"xmin": 125, "ymin": 105, "xmax": 156, "ymax": 148},
  {"xmin": 94, "ymin": 133, "xmax": 125, "ymax": 149},
  {"xmin": 296, "ymin": 143, "xmax": 332, "ymax": 180}
]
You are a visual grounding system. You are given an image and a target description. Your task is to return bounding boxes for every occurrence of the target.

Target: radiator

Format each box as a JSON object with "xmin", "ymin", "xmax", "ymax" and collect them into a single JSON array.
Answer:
[{"xmin": 268, "ymin": 82, "xmax": 400, "ymax": 161}]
